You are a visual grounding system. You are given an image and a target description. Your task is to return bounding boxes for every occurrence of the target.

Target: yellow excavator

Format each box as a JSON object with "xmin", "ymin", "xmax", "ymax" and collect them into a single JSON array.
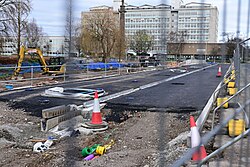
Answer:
[{"xmin": 13, "ymin": 46, "xmax": 66, "ymax": 77}]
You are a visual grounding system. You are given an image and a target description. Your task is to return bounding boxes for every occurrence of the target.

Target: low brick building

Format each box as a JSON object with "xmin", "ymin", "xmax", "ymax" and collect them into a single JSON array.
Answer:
[{"xmin": 167, "ymin": 42, "xmax": 229, "ymax": 62}]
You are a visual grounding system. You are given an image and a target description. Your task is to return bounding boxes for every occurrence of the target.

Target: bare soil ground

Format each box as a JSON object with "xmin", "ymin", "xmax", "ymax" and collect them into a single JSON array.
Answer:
[{"xmin": 0, "ymin": 100, "xmax": 193, "ymax": 167}]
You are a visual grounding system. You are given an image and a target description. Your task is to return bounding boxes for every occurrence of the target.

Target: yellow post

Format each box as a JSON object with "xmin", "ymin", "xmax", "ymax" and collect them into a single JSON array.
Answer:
[
  {"xmin": 228, "ymin": 88, "xmax": 237, "ymax": 96},
  {"xmin": 217, "ymin": 97, "xmax": 229, "ymax": 108},
  {"xmin": 230, "ymin": 74, "xmax": 236, "ymax": 80},
  {"xmin": 231, "ymin": 70, "xmax": 235, "ymax": 75},
  {"xmin": 228, "ymin": 119, "xmax": 245, "ymax": 137},
  {"xmin": 224, "ymin": 78, "xmax": 230, "ymax": 84},
  {"xmin": 227, "ymin": 82, "xmax": 235, "ymax": 88}
]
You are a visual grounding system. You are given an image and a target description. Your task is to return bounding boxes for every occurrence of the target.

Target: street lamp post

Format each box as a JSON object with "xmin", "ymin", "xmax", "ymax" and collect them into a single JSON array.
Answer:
[
  {"xmin": 205, "ymin": 42, "xmax": 207, "ymax": 62},
  {"xmin": 119, "ymin": 0, "xmax": 126, "ymax": 62}
]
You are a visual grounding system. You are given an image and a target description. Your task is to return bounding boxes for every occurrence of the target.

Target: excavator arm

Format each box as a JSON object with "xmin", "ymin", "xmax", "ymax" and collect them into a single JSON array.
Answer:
[
  {"xmin": 13, "ymin": 46, "xmax": 50, "ymax": 76},
  {"xmin": 13, "ymin": 46, "xmax": 26, "ymax": 76},
  {"xmin": 36, "ymin": 49, "xmax": 49, "ymax": 73}
]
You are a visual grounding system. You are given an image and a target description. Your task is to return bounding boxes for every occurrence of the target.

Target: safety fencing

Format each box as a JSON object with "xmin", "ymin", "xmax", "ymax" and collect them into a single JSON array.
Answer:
[
  {"xmin": 0, "ymin": 62, "xmax": 170, "ymax": 91},
  {"xmin": 172, "ymin": 38, "xmax": 250, "ymax": 166},
  {"xmin": 172, "ymin": 64, "xmax": 250, "ymax": 166}
]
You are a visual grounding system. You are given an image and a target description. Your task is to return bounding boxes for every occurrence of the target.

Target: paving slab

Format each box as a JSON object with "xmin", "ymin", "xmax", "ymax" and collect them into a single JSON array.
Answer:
[
  {"xmin": 208, "ymin": 64, "xmax": 250, "ymax": 166},
  {"xmin": 213, "ymin": 134, "xmax": 250, "ymax": 166},
  {"xmin": 219, "ymin": 108, "xmax": 245, "ymax": 127},
  {"xmin": 213, "ymin": 135, "xmax": 248, "ymax": 149},
  {"xmin": 208, "ymin": 160, "xmax": 230, "ymax": 167}
]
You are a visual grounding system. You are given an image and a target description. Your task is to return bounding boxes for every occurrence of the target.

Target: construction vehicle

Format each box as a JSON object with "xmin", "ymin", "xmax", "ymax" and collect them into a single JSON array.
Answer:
[{"xmin": 13, "ymin": 46, "xmax": 66, "ymax": 77}]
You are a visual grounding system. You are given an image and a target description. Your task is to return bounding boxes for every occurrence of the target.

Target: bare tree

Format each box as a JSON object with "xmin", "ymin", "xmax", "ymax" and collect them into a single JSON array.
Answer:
[
  {"xmin": 167, "ymin": 31, "xmax": 187, "ymax": 57},
  {"xmin": 83, "ymin": 9, "xmax": 119, "ymax": 62},
  {"xmin": 72, "ymin": 21, "xmax": 82, "ymax": 57},
  {"xmin": 129, "ymin": 30, "xmax": 154, "ymax": 54},
  {"xmin": 82, "ymin": 27, "xmax": 101, "ymax": 58},
  {"xmin": 23, "ymin": 18, "xmax": 44, "ymax": 48},
  {"xmin": 0, "ymin": 0, "xmax": 30, "ymax": 56},
  {"xmin": 0, "ymin": 0, "xmax": 31, "ymax": 55},
  {"xmin": 113, "ymin": 29, "xmax": 123, "ymax": 60},
  {"xmin": 0, "ymin": 0, "xmax": 17, "ymax": 35},
  {"xmin": 210, "ymin": 47, "xmax": 221, "ymax": 56},
  {"xmin": 64, "ymin": 0, "xmax": 73, "ymax": 58},
  {"xmin": 0, "ymin": 38, "xmax": 3, "ymax": 54},
  {"xmin": 226, "ymin": 36, "xmax": 243, "ymax": 57}
]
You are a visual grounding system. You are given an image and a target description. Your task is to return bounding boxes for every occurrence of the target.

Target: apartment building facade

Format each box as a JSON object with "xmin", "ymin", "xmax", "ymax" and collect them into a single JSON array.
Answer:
[
  {"xmin": 177, "ymin": 2, "xmax": 218, "ymax": 43},
  {"xmin": 0, "ymin": 36, "xmax": 71, "ymax": 57},
  {"xmin": 124, "ymin": 2, "xmax": 218, "ymax": 53},
  {"xmin": 80, "ymin": 0, "xmax": 219, "ymax": 55},
  {"xmin": 125, "ymin": 4, "xmax": 172, "ymax": 53}
]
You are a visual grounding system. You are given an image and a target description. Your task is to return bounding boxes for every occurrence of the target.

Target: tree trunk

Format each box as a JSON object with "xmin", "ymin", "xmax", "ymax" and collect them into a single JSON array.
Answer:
[{"xmin": 17, "ymin": 1, "xmax": 21, "ymax": 57}]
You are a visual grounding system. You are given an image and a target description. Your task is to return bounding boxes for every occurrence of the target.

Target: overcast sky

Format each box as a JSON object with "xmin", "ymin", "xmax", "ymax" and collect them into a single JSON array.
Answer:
[{"xmin": 29, "ymin": 0, "xmax": 249, "ymax": 41}]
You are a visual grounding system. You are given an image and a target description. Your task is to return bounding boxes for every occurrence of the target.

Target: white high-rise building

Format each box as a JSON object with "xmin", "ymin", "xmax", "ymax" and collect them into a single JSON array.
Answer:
[
  {"xmin": 125, "ymin": 4, "xmax": 172, "ymax": 53},
  {"xmin": 81, "ymin": 1, "xmax": 219, "ymax": 54},
  {"xmin": 177, "ymin": 2, "xmax": 218, "ymax": 43},
  {"xmin": 124, "ymin": 2, "xmax": 218, "ymax": 53}
]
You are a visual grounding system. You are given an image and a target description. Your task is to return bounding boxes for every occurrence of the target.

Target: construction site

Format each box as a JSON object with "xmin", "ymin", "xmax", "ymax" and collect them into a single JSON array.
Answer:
[
  {"xmin": 1, "ymin": 0, "xmax": 250, "ymax": 167},
  {"xmin": 0, "ymin": 53, "xmax": 249, "ymax": 167}
]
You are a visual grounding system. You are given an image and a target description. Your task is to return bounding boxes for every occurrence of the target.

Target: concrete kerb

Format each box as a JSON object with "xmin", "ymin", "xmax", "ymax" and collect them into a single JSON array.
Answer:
[
  {"xmin": 196, "ymin": 64, "xmax": 232, "ymax": 131},
  {"xmin": 40, "ymin": 103, "xmax": 107, "ymax": 132},
  {"xmin": 196, "ymin": 81, "xmax": 223, "ymax": 131},
  {"xmin": 178, "ymin": 64, "xmax": 231, "ymax": 163}
]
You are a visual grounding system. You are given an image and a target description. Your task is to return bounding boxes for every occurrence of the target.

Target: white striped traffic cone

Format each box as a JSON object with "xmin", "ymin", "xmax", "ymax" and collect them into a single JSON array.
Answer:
[
  {"xmin": 190, "ymin": 116, "xmax": 207, "ymax": 161},
  {"xmin": 90, "ymin": 91, "xmax": 103, "ymax": 124},
  {"xmin": 216, "ymin": 65, "xmax": 222, "ymax": 77}
]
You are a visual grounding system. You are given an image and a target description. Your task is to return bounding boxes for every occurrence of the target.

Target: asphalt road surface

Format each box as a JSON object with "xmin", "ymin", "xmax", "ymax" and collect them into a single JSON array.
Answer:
[
  {"xmin": 0, "ymin": 64, "xmax": 229, "ymax": 117},
  {"xmin": 108, "ymin": 64, "xmax": 228, "ymax": 112}
]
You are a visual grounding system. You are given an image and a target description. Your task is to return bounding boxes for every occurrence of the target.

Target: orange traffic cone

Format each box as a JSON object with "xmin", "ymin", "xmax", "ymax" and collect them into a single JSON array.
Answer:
[
  {"xmin": 90, "ymin": 91, "xmax": 103, "ymax": 124},
  {"xmin": 216, "ymin": 65, "xmax": 222, "ymax": 77},
  {"xmin": 190, "ymin": 116, "xmax": 207, "ymax": 161}
]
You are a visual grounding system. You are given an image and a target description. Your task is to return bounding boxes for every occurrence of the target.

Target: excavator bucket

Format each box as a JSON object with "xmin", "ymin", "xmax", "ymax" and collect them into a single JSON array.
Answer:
[{"xmin": 47, "ymin": 64, "xmax": 66, "ymax": 75}]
